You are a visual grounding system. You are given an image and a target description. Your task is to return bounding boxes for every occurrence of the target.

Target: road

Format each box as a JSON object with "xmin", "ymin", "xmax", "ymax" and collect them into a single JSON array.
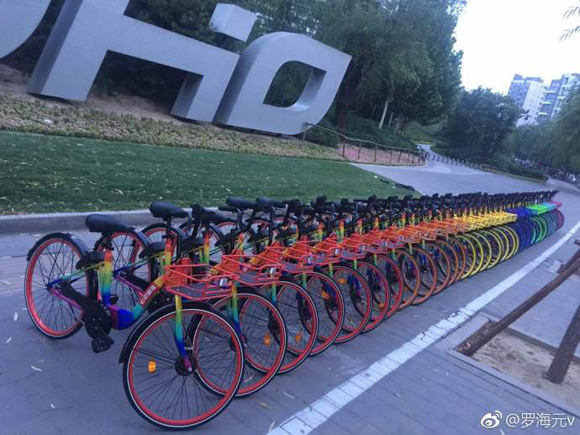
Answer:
[
  {"xmin": 354, "ymin": 144, "xmax": 556, "ymax": 195},
  {"xmin": 1, "ymin": 153, "xmax": 580, "ymax": 434}
]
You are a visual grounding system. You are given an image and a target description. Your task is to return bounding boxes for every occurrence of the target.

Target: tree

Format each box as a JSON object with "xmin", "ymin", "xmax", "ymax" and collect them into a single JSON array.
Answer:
[
  {"xmin": 389, "ymin": 0, "xmax": 463, "ymax": 129},
  {"xmin": 314, "ymin": 0, "xmax": 463, "ymax": 131},
  {"xmin": 507, "ymin": 123, "xmax": 557, "ymax": 166},
  {"xmin": 507, "ymin": 89, "xmax": 580, "ymax": 173},
  {"xmin": 311, "ymin": 0, "xmax": 386, "ymax": 130},
  {"xmin": 552, "ymin": 90, "xmax": 580, "ymax": 171},
  {"xmin": 444, "ymin": 88, "xmax": 521, "ymax": 161}
]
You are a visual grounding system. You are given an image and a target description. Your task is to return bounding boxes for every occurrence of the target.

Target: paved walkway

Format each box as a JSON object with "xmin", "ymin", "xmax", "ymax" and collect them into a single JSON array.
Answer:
[{"xmin": 1, "ymin": 156, "xmax": 580, "ymax": 434}]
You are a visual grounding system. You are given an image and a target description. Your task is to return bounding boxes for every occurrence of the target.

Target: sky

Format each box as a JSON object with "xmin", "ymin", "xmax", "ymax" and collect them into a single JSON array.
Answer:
[{"xmin": 455, "ymin": 0, "xmax": 580, "ymax": 94}]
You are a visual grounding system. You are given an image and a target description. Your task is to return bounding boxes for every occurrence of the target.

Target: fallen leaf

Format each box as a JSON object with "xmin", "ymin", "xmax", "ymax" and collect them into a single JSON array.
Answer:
[
  {"xmin": 13, "ymin": 312, "xmax": 18, "ymax": 321},
  {"xmin": 50, "ymin": 403, "xmax": 56, "ymax": 409},
  {"xmin": 393, "ymin": 392, "xmax": 402, "ymax": 398},
  {"xmin": 268, "ymin": 420, "xmax": 276, "ymax": 433},
  {"xmin": 281, "ymin": 390, "xmax": 295, "ymax": 400},
  {"xmin": 258, "ymin": 402, "xmax": 277, "ymax": 410},
  {"xmin": 31, "ymin": 365, "xmax": 42, "ymax": 372},
  {"xmin": 5, "ymin": 337, "xmax": 11, "ymax": 344}
]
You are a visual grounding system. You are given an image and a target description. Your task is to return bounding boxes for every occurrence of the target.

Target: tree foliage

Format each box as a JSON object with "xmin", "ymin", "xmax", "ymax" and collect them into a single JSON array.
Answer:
[
  {"xmin": 314, "ymin": 0, "xmax": 464, "ymax": 130},
  {"xmin": 444, "ymin": 88, "xmax": 521, "ymax": 161},
  {"xmin": 508, "ymin": 90, "xmax": 580, "ymax": 172}
]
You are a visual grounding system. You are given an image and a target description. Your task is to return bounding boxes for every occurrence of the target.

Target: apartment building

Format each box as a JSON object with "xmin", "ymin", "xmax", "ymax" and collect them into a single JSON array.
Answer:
[
  {"xmin": 536, "ymin": 73, "xmax": 580, "ymax": 123},
  {"xmin": 507, "ymin": 73, "xmax": 580, "ymax": 125},
  {"xmin": 507, "ymin": 75, "xmax": 546, "ymax": 126}
]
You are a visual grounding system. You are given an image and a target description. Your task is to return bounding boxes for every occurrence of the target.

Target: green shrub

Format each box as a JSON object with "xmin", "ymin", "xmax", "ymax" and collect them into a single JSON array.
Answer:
[
  {"xmin": 304, "ymin": 110, "xmax": 416, "ymax": 151},
  {"xmin": 303, "ymin": 119, "xmax": 340, "ymax": 148}
]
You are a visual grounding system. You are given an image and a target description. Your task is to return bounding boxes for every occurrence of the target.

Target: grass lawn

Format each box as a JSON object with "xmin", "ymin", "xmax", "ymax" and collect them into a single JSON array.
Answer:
[{"xmin": 0, "ymin": 131, "xmax": 415, "ymax": 214}]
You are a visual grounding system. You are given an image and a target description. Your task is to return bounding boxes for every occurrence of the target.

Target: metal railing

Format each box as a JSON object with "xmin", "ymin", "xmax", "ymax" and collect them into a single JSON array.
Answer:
[
  {"xmin": 422, "ymin": 152, "xmax": 548, "ymax": 182},
  {"xmin": 423, "ymin": 152, "xmax": 481, "ymax": 168},
  {"xmin": 302, "ymin": 123, "xmax": 425, "ymax": 166}
]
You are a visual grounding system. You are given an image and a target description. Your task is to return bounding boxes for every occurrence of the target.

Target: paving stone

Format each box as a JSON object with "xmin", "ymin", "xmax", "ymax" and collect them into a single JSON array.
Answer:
[
  {"xmin": 0, "ymin": 382, "xmax": 45, "ymax": 427},
  {"xmin": 28, "ymin": 388, "xmax": 75, "ymax": 412},
  {"xmin": 43, "ymin": 407, "xmax": 94, "ymax": 433},
  {"xmin": 9, "ymin": 415, "xmax": 61, "ymax": 435}
]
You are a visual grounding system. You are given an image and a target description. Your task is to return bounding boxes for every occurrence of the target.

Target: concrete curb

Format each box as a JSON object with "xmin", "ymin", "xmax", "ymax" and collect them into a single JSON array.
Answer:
[{"xmin": 0, "ymin": 209, "xmax": 158, "ymax": 235}]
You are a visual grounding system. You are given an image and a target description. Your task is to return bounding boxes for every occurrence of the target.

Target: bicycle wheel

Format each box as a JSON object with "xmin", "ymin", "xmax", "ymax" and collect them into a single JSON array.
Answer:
[
  {"xmin": 212, "ymin": 291, "xmax": 287, "ymax": 397},
  {"xmin": 410, "ymin": 247, "xmax": 438, "ymax": 304},
  {"xmin": 25, "ymin": 233, "xmax": 92, "ymax": 339},
  {"xmin": 123, "ymin": 303, "xmax": 244, "ymax": 429},
  {"xmin": 143, "ymin": 222, "xmax": 184, "ymax": 249},
  {"xmin": 178, "ymin": 221, "xmax": 228, "ymax": 262},
  {"xmin": 500, "ymin": 225, "xmax": 520, "ymax": 259},
  {"xmin": 488, "ymin": 227, "xmax": 511, "ymax": 262},
  {"xmin": 471, "ymin": 232, "xmax": 493, "ymax": 271},
  {"xmin": 477, "ymin": 230, "xmax": 501, "ymax": 269},
  {"xmin": 554, "ymin": 209, "xmax": 565, "ymax": 230},
  {"xmin": 423, "ymin": 242, "xmax": 452, "ymax": 295},
  {"xmin": 375, "ymin": 254, "xmax": 404, "ymax": 317},
  {"xmin": 218, "ymin": 224, "xmax": 260, "ymax": 257},
  {"xmin": 454, "ymin": 235, "xmax": 477, "ymax": 279},
  {"xmin": 299, "ymin": 270, "xmax": 345, "ymax": 355},
  {"xmin": 436, "ymin": 239, "xmax": 462, "ymax": 284},
  {"xmin": 509, "ymin": 222, "xmax": 528, "ymax": 252},
  {"xmin": 331, "ymin": 264, "xmax": 372, "ymax": 344},
  {"xmin": 395, "ymin": 249, "xmax": 421, "ymax": 309},
  {"xmin": 95, "ymin": 230, "xmax": 153, "ymax": 310},
  {"xmin": 444, "ymin": 236, "xmax": 467, "ymax": 283},
  {"xmin": 357, "ymin": 260, "xmax": 391, "ymax": 332},
  {"xmin": 263, "ymin": 279, "xmax": 319, "ymax": 374}
]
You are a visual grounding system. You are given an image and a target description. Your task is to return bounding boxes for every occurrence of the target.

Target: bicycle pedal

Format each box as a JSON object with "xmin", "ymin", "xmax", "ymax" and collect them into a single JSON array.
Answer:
[{"xmin": 91, "ymin": 336, "xmax": 114, "ymax": 353}]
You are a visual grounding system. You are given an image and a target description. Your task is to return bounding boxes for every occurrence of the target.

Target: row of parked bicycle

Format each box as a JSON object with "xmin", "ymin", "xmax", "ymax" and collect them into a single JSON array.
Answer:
[{"xmin": 24, "ymin": 189, "xmax": 563, "ymax": 429}]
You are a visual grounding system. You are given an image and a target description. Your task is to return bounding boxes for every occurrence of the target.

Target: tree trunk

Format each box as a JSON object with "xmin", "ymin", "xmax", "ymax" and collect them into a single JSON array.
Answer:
[
  {"xmin": 379, "ymin": 99, "xmax": 390, "ymax": 129},
  {"xmin": 335, "ymin": 102, "xmax": 348, "ymax": 133},
  {"xmin": 401, "ymin": 116, "xmax": 411, "ymax": 135},
  {"xmin": 387, "ymin": 111, "xmax": 395, "ymax": 128},
  {"xmin": 333, "ymin": 67, "xmax": 362, "ymax": 132}
]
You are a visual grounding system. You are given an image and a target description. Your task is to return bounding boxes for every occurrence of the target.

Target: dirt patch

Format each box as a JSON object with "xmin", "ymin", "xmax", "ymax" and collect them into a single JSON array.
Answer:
[
  {"xmin": 472, "ymin": 330, "xmax": 580, "ymax": 412},
  {"xmin": 0, "ymin": 63, "xmax": 183, "ymax": 123}
]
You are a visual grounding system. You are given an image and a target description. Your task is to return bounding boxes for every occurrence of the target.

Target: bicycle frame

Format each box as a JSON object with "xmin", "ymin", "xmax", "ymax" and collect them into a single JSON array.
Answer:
[{"xmin": 47, "ymin": 232, "xmax": 196, "ymax": 366}]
